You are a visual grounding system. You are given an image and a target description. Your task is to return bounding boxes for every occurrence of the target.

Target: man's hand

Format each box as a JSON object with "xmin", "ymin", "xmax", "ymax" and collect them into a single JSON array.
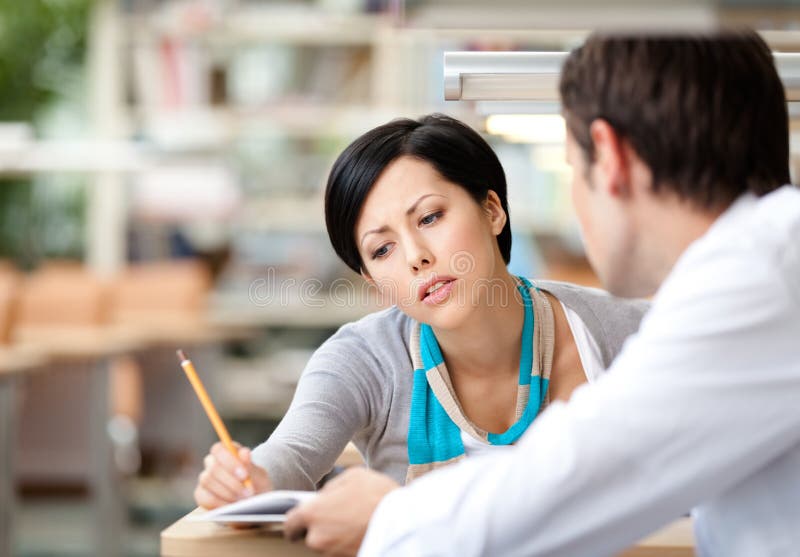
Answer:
[{"xmin": 284, "ymin": 468, "xmax": 399, "ymax": 556}]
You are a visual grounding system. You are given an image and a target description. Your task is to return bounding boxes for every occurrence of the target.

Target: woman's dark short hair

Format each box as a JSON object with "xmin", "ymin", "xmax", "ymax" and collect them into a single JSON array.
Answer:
[
  {"xmin": 559, "ymin": 30, "xmax": 790, "ymax": 210},
  {"xmin": 325, "ymin": 114, "xmax": 512, "ymax": 274}
]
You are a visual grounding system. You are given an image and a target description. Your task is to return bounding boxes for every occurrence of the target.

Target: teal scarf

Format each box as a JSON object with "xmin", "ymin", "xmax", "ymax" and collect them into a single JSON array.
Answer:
[{"xmin": 406, "ymin": 277, "xmax": 555, "ymax": 482}]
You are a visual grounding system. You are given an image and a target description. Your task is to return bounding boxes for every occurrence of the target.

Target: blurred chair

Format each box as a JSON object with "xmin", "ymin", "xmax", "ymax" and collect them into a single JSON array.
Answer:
[
  {"xmin": 110, "ymin": 259, "xmax": 211, "ymax": 327},
  {"xmin": 14, "ymin": 260, "xmax": 108, "ymax": 332},
  {"xmin": 13, "ymin": 262, "xmax": 111, "ymax": 487},
  {"xmin": 10, "ymin": 261, "xmax": 139, "ymax": 556},
  {"xmin": 108, "ymin": 259, "xmax": 218, "ymax": 477},
  {"xmin": 15, "ymin": 258, "xmax": 222, "ymax": 489},
  {"xmin": 13, "ymin": 262, "xmax": 148, "ymax": 487}
]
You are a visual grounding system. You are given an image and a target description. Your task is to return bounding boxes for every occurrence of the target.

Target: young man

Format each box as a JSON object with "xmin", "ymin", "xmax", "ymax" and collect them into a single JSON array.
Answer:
[{"xmin": 284, "ymin": 31, "xmax": 800, "ymax": 557}]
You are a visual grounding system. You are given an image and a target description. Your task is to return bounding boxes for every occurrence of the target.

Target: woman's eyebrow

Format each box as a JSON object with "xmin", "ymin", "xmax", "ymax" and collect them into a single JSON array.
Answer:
[
  {"xmin": 360, "ymin": 193, "xmax": 447, "ymax": 247},
  {"xmin": 360, "ymin": 225, "xmax": 388, "ymax": 247},
  {"xmin": 405, "ymin": 193, "xmax": 444, "ymax": 216}
]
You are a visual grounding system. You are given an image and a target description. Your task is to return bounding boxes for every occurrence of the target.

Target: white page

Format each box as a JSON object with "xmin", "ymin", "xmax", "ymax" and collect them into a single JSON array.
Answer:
[{"xmin": 189, "ymin": 490, "xmax": 317, "ymax": 523}]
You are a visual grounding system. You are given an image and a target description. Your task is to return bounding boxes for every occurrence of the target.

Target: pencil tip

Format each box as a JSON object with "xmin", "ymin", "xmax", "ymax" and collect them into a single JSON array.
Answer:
[{"xmin": 176, "ymin": 349, "xmax": 187, "ymax": 363}]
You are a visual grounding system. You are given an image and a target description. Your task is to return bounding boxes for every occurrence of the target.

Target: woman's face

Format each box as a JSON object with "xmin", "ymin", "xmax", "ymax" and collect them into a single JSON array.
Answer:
[{"xmin": 355, "ymin": 156, "xmax": 507, "ymax": 329}]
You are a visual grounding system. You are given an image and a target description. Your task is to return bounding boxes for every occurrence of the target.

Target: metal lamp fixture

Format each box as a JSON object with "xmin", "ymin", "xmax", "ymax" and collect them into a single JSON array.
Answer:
[
  {"xmin": 444, "ymin": 52, "xmax": 566, "ymax": 102},
  {"xmin": 444, "ymin": 51, "xmax": 800, "ymax": 102}
]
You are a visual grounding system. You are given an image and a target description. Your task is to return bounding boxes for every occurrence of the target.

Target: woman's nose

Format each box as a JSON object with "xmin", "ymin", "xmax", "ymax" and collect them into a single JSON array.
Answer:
[
  {"xmin": 411, "ymin": 257, "xmax": 431, "ymax": 273},
  {"xmin": 408, "ymin": 246, "xmax": 434, "ymax": 274}
]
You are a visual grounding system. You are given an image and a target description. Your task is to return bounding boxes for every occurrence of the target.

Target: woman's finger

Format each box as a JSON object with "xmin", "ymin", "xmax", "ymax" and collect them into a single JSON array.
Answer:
[
  {"xmin": 213, "ymin": 458, "xmax": 252, "ymax": 496},
  {"xmin": 211, "ymin": 442, "xmax": 249, "ymax": 481},
  {"xmin": 198, "ymin": 469, "xmax": 241, "ymax": 502},
  {"xmin": 194, "ymin": 484, "xmax": 227, "ymax": 510}
]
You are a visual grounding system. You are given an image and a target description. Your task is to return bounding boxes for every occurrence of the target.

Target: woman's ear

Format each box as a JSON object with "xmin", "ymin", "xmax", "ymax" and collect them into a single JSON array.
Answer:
[{"xmin": 483, "ymin": 190, "xmax": 508, "ymax": 236}]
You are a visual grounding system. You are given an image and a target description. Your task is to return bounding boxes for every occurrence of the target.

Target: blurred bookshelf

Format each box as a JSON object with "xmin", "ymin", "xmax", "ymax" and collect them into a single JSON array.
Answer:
[
  {"xmin": 98, "ymin": 16, "xmax": 593, "ymax": 482},
  {"xmin": 111, "ymin": 2, "xmax": 587, "ymax": 288},
  {"xmin": 69, "ymin": 4, "xmax": 594, "ymax": 458}
]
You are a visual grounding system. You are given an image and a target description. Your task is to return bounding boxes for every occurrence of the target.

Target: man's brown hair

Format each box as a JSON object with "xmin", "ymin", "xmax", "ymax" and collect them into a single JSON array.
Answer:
[{"xmin": 559, "ymin": 30, "xmax": 790, "ymax": 210}]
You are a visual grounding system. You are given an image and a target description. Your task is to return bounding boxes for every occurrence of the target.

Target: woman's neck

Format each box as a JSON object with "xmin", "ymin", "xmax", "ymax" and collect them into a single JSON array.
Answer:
[{"xmin": 432, "ymin": 271, "xmax": 525, "ymax": 379}]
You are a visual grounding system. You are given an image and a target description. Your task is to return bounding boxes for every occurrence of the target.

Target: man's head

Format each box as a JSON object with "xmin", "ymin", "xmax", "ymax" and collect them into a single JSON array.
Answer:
[{"xmin": 559, "ymin": 31, "xmax": 790, "ymax": 296}]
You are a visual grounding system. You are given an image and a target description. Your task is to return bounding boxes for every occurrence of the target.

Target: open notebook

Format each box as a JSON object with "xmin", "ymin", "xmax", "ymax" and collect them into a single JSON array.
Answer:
[{"xmin": 189, "ymin": 490, "xmax": 317, "ymax": 523}]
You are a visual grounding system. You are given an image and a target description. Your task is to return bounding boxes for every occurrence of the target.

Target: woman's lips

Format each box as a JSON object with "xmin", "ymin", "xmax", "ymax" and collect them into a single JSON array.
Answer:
[
  {"xmin": 421, "ymin": 278, "xmax": 456, "ymax": 305},
  {"xmin": 417, "ymin": 276, "xmax": 456, "ymax": 301}
]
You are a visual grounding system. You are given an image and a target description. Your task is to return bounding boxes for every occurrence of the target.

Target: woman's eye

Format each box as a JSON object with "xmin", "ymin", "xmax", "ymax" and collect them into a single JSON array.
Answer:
[
  {"xmin": 419, "ymin": 211, "xmax": 442, "ymax": 226},
  {"xmin": 371, "ymin": 244, "xmax": 391, "ymax": 259}
]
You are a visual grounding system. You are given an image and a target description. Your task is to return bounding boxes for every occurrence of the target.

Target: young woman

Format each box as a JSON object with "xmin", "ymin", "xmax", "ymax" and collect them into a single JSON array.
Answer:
[{"xmin": 194, "ymin": 114, "xmax": 648, "ymax": 507}]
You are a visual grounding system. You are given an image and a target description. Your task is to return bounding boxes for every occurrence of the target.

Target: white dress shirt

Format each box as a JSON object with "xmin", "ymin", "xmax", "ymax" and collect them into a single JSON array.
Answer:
[{"xmin": 360, "ymin": 186, "xmax": 800, "ymax": 557}]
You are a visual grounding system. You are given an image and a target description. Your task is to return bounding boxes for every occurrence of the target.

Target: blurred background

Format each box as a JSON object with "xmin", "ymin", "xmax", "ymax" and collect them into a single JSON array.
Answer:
[{"xmin": 1, "ymin": 1, "xmax": 800, "ymax": 555}]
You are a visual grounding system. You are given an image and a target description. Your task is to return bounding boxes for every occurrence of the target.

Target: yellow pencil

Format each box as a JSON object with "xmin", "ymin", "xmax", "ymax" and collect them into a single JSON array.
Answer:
[{"xmin": 176, "ymin": 349, "xmax": 253, "ymax": 490}]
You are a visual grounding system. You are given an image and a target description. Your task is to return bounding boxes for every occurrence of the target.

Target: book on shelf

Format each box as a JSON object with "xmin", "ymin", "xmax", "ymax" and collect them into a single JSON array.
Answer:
[{"xmin": 189, "ymin": 490, "xmax": 316, "ymax": 523}]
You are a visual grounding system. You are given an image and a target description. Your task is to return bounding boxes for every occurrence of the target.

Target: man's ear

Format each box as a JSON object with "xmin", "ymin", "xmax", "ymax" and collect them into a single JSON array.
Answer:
[
  {"xmin": 483, "ymin": 190, "xmax": 508, "ymax": 236},
  {"xmin": 589, "ymin": 119, "xmax": 631, "ymax": 199}
]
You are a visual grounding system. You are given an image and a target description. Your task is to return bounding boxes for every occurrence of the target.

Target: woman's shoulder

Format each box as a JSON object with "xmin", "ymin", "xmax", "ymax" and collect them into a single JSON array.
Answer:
[
  {"xmin": 308, "ymin": 306, "xmax": 414, "ymax": 375},
  {"xmin": 332, "ymin": 305, "xmax": 414, "ymax": 347},
  {"xmin": 531, "ymin": 279, "xmax": 650, "ymax": 366},
  {"xmin": 533, "ymin": 279, "xmax": 649, "ymax": 316}
]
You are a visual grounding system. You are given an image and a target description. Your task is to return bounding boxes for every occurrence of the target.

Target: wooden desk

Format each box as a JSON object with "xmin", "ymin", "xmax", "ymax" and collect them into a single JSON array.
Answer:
[
  {"xmin": 0, "ymin": 347, "xmax": 48, "ymax": 557},
  {"xmin": 162, "ymin": 511, "xmax": 694, "ymax": 557},
  {"xmin": 14, "ymin": 326, "xmax": 143, "ymax": 360},
  {"xmin": 336, "ymin": 442, "xmax": 364, "ymax": 468},
  {"xmin": 618, "ymin": 518, "xmax": 694, "ymax": 556},
  {"xmin": 108, "ymin": 322, "xmax": 234, "ymax": 347},
  {"xmin": 12, "ymin": 321, "xmax": 252, "ymax": 359},
  {"xmin": 161, "ymin": 509, "xmax": 315, "ymax": 557}
]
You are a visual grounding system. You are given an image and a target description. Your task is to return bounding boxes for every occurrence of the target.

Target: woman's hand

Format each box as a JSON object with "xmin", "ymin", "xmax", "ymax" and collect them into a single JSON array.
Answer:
[{"xmin": 194, "ymin": 441, "xmax": 272, "ymax": 509}]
